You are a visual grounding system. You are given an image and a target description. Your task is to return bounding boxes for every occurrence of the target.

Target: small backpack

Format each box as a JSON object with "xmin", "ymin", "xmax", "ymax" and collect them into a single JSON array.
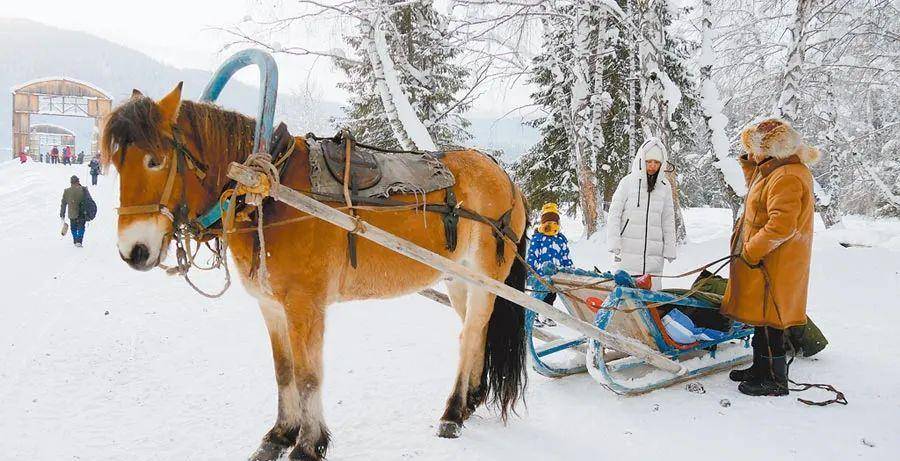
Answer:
[{"xmin": 80, "ymin": 187, "xmax": 98, "ymax": 221}]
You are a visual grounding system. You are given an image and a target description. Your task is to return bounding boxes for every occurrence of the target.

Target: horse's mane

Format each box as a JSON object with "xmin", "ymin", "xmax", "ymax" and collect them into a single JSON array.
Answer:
[{"xmin": 101, "ymin": 97, "xmax": 256, "ymax": 181}]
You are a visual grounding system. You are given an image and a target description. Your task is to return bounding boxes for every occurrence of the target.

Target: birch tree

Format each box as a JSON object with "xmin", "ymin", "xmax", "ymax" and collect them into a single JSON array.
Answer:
[
  {"xmin": 568, "ymin": 2, "xmax": 609, "ymax": 236},
  {"xmin": 228, "ymin": 0, "xmax": 474, "ymax": 151},
  {"xmin": 776, "ymin": 0, "xmax": 815, "ymax": 122}
]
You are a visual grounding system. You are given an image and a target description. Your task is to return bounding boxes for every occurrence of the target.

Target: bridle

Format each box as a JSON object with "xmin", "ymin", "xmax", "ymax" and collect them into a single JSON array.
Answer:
[
  {"xmin": 114, "ymin": 126, "xmax": 233, "ymax": 298},
  {"xmin": 115, "ymin": 127, "xmax": 213, "ymax": 227}
]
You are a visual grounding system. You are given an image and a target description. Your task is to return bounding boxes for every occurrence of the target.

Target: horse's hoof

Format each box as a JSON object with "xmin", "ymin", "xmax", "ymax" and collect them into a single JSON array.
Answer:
[
  {"xmin": 436, "ymin": 420, "xmax": 462, "ymax": 439},
  {"xmin": 288, "ymin": 447, "xmax": 322, "ymax": 461},
  {"xmin": 248, "ymin": 441, "xmax": 290, "ymax": 461},
  {"xmin": 288, "ymin": 441, "xmax": 328, "ymax": 461}
]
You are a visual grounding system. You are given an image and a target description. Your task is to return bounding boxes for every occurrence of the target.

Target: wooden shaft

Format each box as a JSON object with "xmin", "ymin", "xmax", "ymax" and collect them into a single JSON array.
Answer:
[
  {"xmin": 227, "ymin": 162, "xmax": 685, "ymax": 376},
  {"xmin": 417, "ymin": 288, "xmax": 562, "ymax": 345}
]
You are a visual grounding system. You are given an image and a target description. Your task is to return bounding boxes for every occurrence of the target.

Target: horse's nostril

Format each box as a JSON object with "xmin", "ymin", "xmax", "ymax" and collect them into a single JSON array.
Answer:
[{"xmin": 130, "ymin": 244, "xmax": 150, "ymax": 265}]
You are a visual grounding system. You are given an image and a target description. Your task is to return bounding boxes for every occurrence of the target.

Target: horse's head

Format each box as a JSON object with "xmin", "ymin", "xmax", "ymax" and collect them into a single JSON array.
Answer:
[
  {"xmin": 103, "ymin": 83, "xmax": 191, "ymax": 271},
  {"xmin": 103, "ymin": 82, "xmax": 256, "ymax": 271}
]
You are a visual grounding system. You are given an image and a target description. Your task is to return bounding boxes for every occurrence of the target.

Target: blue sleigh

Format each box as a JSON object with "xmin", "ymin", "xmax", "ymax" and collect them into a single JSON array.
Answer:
[{"xmin": 525, "ymin": 266, "xmax": 753, "ymax": 394}]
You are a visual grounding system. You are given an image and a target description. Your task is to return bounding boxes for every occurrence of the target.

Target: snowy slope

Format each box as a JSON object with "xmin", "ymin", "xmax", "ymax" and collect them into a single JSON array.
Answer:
[{"xmin": 1, "ymin": 159, "xmax": 898, "ymax": 461}]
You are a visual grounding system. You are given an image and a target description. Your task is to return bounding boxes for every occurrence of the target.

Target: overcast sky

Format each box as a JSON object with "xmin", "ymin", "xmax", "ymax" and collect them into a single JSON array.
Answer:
[{"xmin": 0, "ymin": 0, "xmax": 528, "ymax": 118}]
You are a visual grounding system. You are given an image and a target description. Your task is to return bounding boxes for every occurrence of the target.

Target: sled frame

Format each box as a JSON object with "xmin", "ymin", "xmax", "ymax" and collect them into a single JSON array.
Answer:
[{"xmin": 525, "ymin": 267, "xmax": 753, "ymax": 394}]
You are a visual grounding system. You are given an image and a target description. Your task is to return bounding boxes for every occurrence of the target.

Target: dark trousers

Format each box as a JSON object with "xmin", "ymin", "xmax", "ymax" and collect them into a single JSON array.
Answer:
[
  {"xmin": 70, "ymin": 218, "xmax": 86, "ymax": 244},
  {"xmin": 91, "ymin": 174, "xmax": 98, "ymax": 186},
  {"xmin": 752, "ymin": 326, "xmax": 785, "ymax": 357}
]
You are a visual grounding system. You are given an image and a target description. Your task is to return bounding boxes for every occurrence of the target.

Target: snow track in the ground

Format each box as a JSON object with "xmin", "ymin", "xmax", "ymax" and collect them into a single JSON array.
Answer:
[{"xmin": 1, "ymin": 159, "xmax": 898, "ymax": 460}]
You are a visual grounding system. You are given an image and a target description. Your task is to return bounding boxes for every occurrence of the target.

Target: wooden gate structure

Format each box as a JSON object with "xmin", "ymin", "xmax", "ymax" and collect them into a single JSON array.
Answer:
[{"xmin": 11, "ymin": 77, "xmax": 112, "ymax": 160}]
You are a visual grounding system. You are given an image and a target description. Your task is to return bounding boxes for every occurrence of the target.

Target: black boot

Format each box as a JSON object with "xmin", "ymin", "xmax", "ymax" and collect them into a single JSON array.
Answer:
[
  {"xmin": 729, "ymin": 350, "xmax": 762, "ymax": 382},
  {"xmin": 738, "ymin": 355, "xmax": 789, "ymax": 397}
]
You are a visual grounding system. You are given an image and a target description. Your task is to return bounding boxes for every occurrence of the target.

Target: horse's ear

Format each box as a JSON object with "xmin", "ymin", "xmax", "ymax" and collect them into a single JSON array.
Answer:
[
  {"xmin": 157, "ymin": 82, "xmax": 184, "ymax": 125},
  {"xmin": 131, "ymin": 88, "xmax": 144, "ymax": 99}
]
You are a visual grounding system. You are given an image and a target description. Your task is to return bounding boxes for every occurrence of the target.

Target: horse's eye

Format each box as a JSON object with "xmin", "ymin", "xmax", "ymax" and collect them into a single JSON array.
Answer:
[{"xmin": 144, "ymin": 154, "xmax": 162, "ymax": 170}]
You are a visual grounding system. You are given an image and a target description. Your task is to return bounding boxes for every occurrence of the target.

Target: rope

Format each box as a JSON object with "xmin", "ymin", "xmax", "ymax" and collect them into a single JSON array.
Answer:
[{"xmin": 748, "ymin": 262, "xmax": 847, "ymax": 406}]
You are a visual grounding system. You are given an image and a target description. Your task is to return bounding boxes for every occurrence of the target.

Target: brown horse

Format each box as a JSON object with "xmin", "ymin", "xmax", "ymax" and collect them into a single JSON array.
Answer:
[{"xmin": 103, "ymin": 83, "xmax": 529, "ymax": 460}]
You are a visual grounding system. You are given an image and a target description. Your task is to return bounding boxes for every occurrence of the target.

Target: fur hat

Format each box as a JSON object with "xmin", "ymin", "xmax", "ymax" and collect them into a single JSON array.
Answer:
[{"xmin": 741, "ymin": 117, "xmax": 821, "ymax": 165}]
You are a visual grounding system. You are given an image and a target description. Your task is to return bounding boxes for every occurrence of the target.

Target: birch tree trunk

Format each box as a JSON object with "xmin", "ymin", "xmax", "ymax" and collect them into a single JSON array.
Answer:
[
  {"xmin": 569, "ymin": 3, "xmax": 603, "ymax": 237},
  {"xmin": 776, "ymin": 0, "xmax": 813, "ymax": 123},
  {"xmin": 360, "ymin": 7, "xmax": 437, "ymax": 151},
  {"xmin": 775, "ymin": 0, "xmax": 834, "ymax": 216},
  {"xmin": 820, "ymin": 71, "xmax": 844, "ymax": 228},
  {"xmin": 699, "ymin": 0, "xmax": 744, "ymax": 219}
]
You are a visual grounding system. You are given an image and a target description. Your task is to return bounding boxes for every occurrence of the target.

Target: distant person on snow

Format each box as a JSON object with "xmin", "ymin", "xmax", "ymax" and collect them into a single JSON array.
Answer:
[
  {"xmin": 77, "ymin": 150, "xmax": 85, "ymax": 164},
  {"xmin": 721, "ymin": 118, "xmax": 819, "ymax": 397},
  {"xmin": 63, "ymin": 146, "xmax": 73, "ymax": 165},
  {"xmin": 525, "ymin": 202, "xmax": 574, "ymax": 327},
  {"xmin": 51, "ymin": 146, "xmax": 60, "ymax": 164},
  {"xmin": 60, "ymin": 175, "xmax": 91, "ymax": 247},
  {"xmin": 606, "ymin": 137, "xmax": 677, "ymax": 290},
  {"xmin": 18, "ymin": 151, "xmax": 28, "ymax": 163},
  {"xmin": 89, "ymin": 155, "xmax": 101, "ymax": 185}
]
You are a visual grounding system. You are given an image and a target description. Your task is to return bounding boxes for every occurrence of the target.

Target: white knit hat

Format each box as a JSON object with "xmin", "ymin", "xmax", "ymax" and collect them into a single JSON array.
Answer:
[
  {"xmin": 639, "ymin": 137, "xmax": 667, "ymax": 163},
  {"xmin": 643, "ymin": 145, "xmax": 665, "ymax": 163}
]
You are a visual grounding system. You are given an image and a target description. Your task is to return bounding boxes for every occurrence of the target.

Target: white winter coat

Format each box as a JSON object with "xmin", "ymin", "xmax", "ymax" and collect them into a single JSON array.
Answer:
[{"xmin": 607, "ymin": 138, "xmax": 677, "ymax": 276}]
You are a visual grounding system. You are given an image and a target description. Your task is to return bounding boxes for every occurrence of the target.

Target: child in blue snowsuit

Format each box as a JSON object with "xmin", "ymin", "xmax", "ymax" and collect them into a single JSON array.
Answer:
[{"xmin": 526, "ymin": 203, "xmax": 574, "ymax": 327}]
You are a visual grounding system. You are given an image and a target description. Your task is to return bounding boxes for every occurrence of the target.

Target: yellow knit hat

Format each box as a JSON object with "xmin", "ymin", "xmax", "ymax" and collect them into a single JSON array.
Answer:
[
  {"xmin": 541, "ymin": 203, "xmax": 559, "ymax": 215},
  {"xmin": 539, "ymin": 203, "xmax": 561, "ymax": 236}
]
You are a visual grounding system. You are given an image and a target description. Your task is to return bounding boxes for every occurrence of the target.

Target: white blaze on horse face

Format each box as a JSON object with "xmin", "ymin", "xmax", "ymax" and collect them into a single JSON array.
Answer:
[{"xmin": 117, "ymin": 217, "xmax": 169, "ymax": 270}]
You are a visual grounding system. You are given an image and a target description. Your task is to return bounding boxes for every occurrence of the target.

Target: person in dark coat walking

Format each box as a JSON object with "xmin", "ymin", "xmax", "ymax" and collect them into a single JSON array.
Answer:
[
  {"xmin": 60, "ymin": 175, "xmax": 88, "ymax": 247},
  {"xmin": 77, "ymin": 150, "xmax": 85, "ymax": 164},
  {"xmin": 88, "ymin": 156, "xmax": 101, "ymax": 185},
  {"xmin": 51, "ymin": 146, "xmax": 60, "ymax": 164}
]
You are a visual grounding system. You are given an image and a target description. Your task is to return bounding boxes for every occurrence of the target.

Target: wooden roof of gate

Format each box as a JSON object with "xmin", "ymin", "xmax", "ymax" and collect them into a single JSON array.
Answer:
[{"xmin": 11, "ymin": 77, "xmax": 113, "ymax": 100}]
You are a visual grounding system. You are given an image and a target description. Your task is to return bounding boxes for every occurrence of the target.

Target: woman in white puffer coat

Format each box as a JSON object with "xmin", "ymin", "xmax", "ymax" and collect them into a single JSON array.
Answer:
[{"xmin": 607, "ymin": 138, "xmax": 676, "ymax": 288}]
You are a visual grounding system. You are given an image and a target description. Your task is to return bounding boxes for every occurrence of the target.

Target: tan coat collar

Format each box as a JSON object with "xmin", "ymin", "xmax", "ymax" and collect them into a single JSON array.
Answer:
[{"xmin": 756, "ymin": 155, "xmax": 801, "ymax": 178}]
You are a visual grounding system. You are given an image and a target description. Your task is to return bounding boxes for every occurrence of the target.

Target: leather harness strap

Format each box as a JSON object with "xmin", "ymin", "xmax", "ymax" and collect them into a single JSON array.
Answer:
[
  {"xmin": 116, "ymin": 148, "xmax": 181, "ymax": 222},
  {"xmin": 341, "ymin": 129, "xmax": 360, "ymax": 269}
]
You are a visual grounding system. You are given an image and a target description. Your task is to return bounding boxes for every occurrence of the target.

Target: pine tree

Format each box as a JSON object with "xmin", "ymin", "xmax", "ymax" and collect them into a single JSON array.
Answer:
[
  {"xmin": 335, "ymin": 1, "xmax": 471, "ymax": 149},
  {"xmin": 514, "ymin": 9, "xmax": 579, "ymax": 217}
]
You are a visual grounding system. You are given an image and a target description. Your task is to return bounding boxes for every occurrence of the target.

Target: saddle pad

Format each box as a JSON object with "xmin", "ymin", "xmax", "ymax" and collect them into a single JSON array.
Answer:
[
  {"xmin": 308, "ymin": 139, "xmax": 456, "ymax": 198},
  {"xmin": 320, "ymin": 140, "xmax": 383, "ymax": 190}
]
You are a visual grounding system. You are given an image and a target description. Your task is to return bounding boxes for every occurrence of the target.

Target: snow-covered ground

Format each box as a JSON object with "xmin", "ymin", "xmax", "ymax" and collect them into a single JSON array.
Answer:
[{"xmin": 1, "ymin": 159, "xmax": 898, "ymax": 460}]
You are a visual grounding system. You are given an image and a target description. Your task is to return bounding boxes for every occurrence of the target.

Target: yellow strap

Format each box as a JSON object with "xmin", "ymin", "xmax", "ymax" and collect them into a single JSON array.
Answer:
[
  {"xmin": 117, "ymin": 204, "xmax": 162, "ymax": 216},
  {"xmin": 159, "ymin": 150, "xmax": 179, "ymax": 207}
]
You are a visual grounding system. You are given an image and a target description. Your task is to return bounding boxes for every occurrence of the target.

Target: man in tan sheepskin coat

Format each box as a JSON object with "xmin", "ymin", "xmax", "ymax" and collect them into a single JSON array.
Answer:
[{"xmin": 721, "ymin": 117, "xmax": 821, "ymax": 397}]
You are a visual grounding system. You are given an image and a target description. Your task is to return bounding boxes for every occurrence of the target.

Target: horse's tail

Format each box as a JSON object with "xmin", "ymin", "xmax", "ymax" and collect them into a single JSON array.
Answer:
[{"xmin": 482, "ymin": 227, "xmax": 529, "ymax": 422}]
